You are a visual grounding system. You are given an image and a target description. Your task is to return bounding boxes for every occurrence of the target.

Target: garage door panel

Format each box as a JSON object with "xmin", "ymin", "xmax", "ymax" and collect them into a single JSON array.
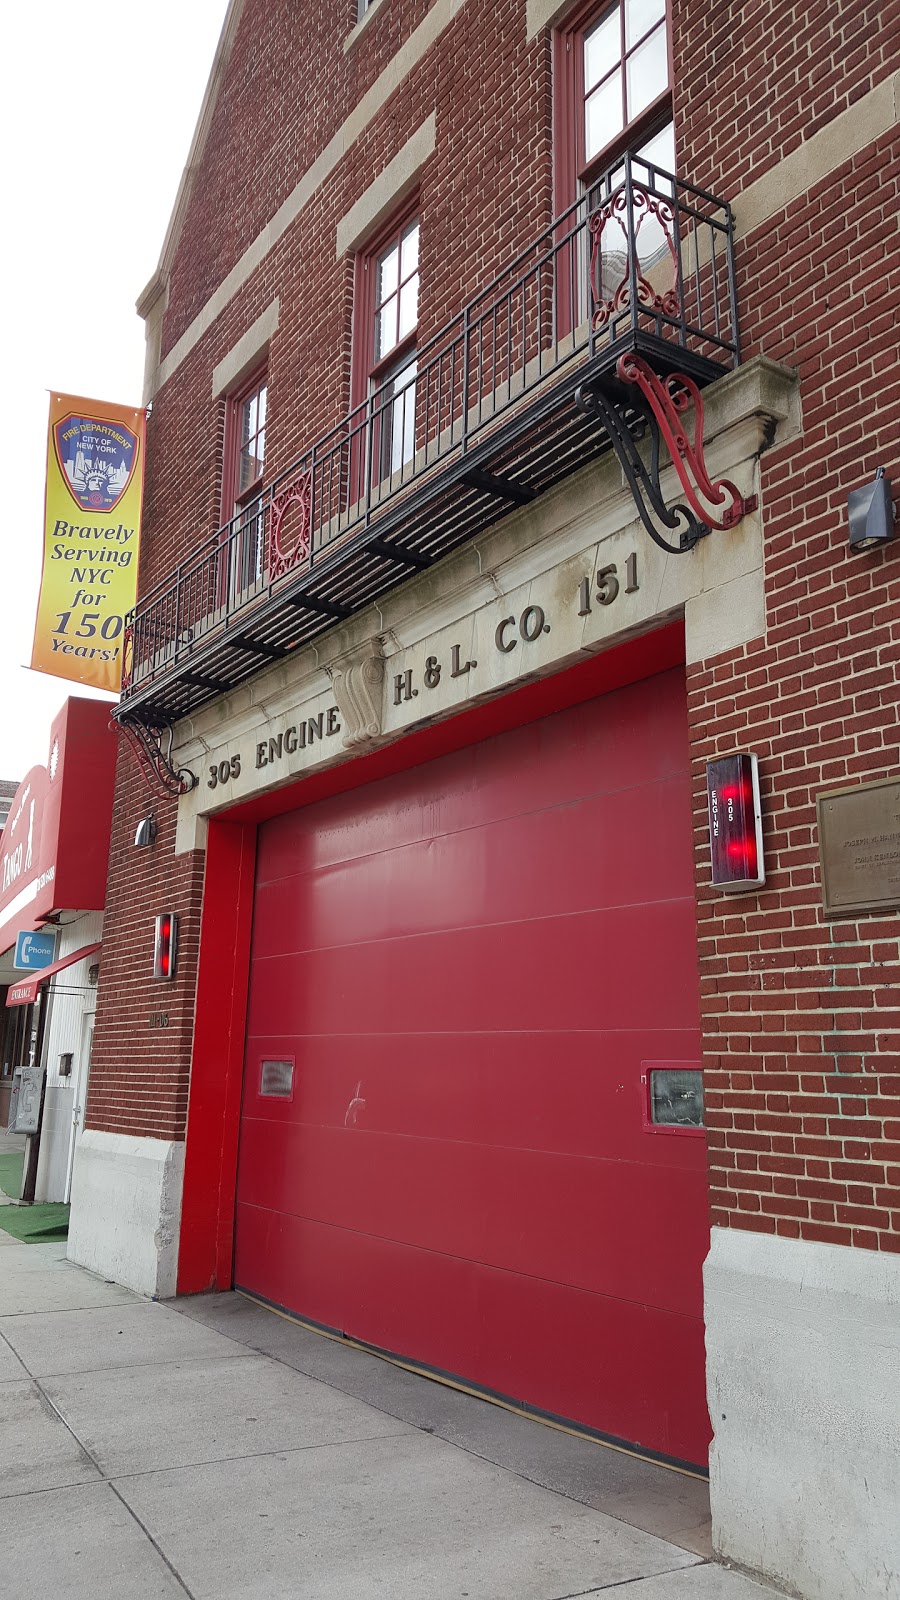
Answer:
[
  {"xmin": 246, "ymin": 901, "xmax": 699, "ymax": 1040},
  {"xmin": 236, "ymin": 667, "xmax": 710, "ymax": 1463},
  {"xmin": 242, "ymin": 1032, "xmax": 702, "ymax": 1167},
  {"xmin": 255, "ymin": 674, "xmax": 690, "ymax": 888},
  {"xmin": 236, "ymin": 1114, "xmax": 705, "ymax": 1313},
  {"xmin": 233, "ymin": 1204, "xmax": 709, "ymax": 1465},
  {"xmin": 250, "ymin": 776, "xmax": 692, "ymax": 961}
]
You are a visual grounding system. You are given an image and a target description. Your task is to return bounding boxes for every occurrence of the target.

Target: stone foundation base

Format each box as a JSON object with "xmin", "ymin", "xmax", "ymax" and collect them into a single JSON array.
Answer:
[
  {"xmin": 705, "ymin": 1227, "xmax": 900, "ymax": 1600},
  {"xmin": 67, "ymin": 1129, "xmax": 185, "ymax": 1299}
]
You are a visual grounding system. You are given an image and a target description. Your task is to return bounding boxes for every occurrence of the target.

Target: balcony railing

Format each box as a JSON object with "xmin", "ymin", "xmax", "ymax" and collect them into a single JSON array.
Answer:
[{"xmin": 121, "ymin": 153, "xmax": 738, "ymax": 724}]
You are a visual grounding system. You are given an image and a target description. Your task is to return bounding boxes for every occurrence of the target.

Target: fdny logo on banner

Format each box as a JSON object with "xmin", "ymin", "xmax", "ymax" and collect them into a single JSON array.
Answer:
[{"xmin": 52, "ymin": 412, "xmax": 139, "ymax": 513}]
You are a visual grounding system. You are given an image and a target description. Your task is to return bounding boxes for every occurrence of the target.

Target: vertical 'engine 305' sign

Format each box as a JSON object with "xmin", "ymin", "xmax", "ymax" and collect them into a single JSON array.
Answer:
[{"xmin": 31, "ymin": 392, "xmax": 146, "ymax": 695}]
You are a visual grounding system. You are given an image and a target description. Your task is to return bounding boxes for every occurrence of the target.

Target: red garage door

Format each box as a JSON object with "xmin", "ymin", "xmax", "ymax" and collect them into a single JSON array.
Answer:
[{"xmin": 234, "ymin": 666, "xmax": 710, "ymax": 1465}]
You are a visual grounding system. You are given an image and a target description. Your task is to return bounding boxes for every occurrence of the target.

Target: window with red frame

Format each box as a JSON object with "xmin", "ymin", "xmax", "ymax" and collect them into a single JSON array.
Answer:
[
  {"xmin": 556, "ymin": 0, "xmax": 673, "ymax": 207},
  {"xmin": 353, "ymin": 211, "xmax": 419, "ymax": 488},
  {"xmin": 223, "ymin": 368, "xmax": 267, "ymax": 595},
  {"xmin": 554, "ymin": 0, "xmax": 675, "ymax": 338},
  {"xmin": 224, "ymin": 369, "xmax": 267, "ymax": 519}
]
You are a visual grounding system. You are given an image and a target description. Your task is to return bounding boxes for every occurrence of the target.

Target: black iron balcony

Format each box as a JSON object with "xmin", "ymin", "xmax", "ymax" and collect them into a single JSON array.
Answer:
[{"xmin": 119, "ymin": 153, "xmax": 740, "ymax": 729}]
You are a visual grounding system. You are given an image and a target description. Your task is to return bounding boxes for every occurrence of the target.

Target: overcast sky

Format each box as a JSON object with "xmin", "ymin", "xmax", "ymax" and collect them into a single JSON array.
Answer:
[{"xmin": 0, "ymin": 2, "xmax": 230, "ymax": 782}]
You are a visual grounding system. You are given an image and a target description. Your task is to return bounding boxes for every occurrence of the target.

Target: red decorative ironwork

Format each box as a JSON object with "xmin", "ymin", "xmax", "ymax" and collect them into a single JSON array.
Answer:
[
  {"xmin": 616, "ymin": 354, "xmax": 758, "ymax": 531},
  {"xmin": 590, "ymin": 187, "xmax": 680, "ymax": 331},
  {"xmin": 120, "ymin": 720, "xmax": 198, "ymax": 797},
  {"xmin": 267, "ymin": 468, "xmax": 312, "ymax": 582}
]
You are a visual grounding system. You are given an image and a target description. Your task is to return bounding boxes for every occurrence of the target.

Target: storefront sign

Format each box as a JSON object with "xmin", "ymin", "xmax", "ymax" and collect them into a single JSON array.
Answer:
[
  {"xmin": 0, "ymin": 699, "xmax": 117, "ymax": 957},
  {"xmin": 31, "ymin": 392, "xmax": 145, "ymax": 693},
  {"xmin": 13, "ymin": 930, "xmax": 57, "ymax": 971},
  {"xmin": 818, "ymin": 777, "xmax": 900, "ymax": 916}
]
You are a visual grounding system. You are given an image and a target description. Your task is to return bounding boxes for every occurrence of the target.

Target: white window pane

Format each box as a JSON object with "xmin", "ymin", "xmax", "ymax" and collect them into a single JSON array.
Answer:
[
  {"xmin": 625, "ymin": 0, "xmax": 666, "ymax": 49},
  {"xmin": 257, "ymin": 386, "xmax": 267, "ymax": 429},
  {"xmin": 242, "ymin": 394, "xmax": 257, "ymax": 442},
  {"xmin": 393, "ymin": 353, "xmax": 416, "ymax": 392},
  {"xmin": 626, "ymin": 23, "xmax": 668, "ymax": 120},
  {"xmin": 239, "ymin": 445, "xmax": 262, "ymax": 495},
  {"xmin": 392, "ymin": 356, "xmax": 417, "ymax": 472},
  {"xmin": 585, "ymin": 69, "xmax": 623, "ymax": 163},
  {"xmin": 636, "ymin": 120, "xmax": 675, "ymax": 176},
  {"xmin": 398, "ymin": 274, "xmax": 418, "ymax": 339},
  {"xmin": 375, "ymin": 294, "xmax": 399, "ymax": 360},
  {"xmin": 377, "ymin": 241, "xmax": 399, "ymax": 303},
  {"xmin": 584, "ymin": 9, "xmax": 619, "ymax": 93},
  {"xmin": 632, "ymin": 124, "xmax": 676, "ymax": 274},
  {"xmin": 400, "ymin": 222, "xmax": 419, "ymax": 278}
]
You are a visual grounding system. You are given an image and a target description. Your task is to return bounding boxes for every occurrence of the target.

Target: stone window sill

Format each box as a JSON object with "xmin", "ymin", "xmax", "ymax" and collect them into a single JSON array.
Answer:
[{"xmin": 344, "ymin": 0, "xmax": 388, "ymax": 55}]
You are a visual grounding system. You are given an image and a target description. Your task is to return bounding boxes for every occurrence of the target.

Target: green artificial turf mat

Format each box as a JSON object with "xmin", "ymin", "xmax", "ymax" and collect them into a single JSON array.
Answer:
[
  {"xmin": 0, "ymin": 1202, "xmax": 69, "ymax": 1243},
  {"xmin": 0, "ymin": 1151, "xmax": 24, "ymax": 1200}
]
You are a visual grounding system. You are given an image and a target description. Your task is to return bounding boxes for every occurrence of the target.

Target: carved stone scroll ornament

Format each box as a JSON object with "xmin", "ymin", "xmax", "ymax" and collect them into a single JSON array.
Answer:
[{"xmin": 330, "ymin": 640, "xmax": 386, "ymax": 750}]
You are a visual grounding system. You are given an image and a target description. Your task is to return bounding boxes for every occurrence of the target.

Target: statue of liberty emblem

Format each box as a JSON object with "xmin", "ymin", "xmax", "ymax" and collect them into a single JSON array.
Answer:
[{"xmin": 53, "ymin": 410, "xmax": 140, "ymax": 514}]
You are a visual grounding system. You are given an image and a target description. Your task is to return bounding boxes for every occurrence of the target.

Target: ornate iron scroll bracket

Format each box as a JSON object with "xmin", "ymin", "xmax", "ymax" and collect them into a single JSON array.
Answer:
[
  {"xmin": 575, "ymin": 379, "xmax": 707, "ymax": 554},
  {"xmin": 119, "ymin": 720, "xmax": 199, "ymax": 797},
  {"xmin": 617, "ymin": 355, "xmax": 758, "ymax": 534},
  {"xmin": 575, "ymin": 355, "xmax": 759, "ymax": 556}
]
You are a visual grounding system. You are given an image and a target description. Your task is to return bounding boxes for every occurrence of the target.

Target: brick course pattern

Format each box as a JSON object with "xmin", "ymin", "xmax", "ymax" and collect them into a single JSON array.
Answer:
[
  {"xmin": 90, "ymin": 0, "xmax": 900, "ymax": 1253},
  {"xmin": 681, "ymin": 103, "xmax": 900, "ymax": 1247}
]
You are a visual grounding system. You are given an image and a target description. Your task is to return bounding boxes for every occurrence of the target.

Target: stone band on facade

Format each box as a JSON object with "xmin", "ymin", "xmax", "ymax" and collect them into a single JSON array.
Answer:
[{"xmin": 171, "ymin": 358, "xmax": 797, "ymax": 853}]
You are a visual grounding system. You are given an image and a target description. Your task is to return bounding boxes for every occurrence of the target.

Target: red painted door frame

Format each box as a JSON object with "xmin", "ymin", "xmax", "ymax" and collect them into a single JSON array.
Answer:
[{"xmin": 176, "ymin": 623, "xmax": 687, "ymax": 1295}]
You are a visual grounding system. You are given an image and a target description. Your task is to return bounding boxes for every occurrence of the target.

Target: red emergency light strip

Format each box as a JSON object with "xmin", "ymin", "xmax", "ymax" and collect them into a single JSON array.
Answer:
[
  {"xmin": 153, "ymin": 913, "xmax": 179, "ymax": 981},
  {"xmin": 706, "ymin": 754, "xmax": 765, "ymax": 891}
]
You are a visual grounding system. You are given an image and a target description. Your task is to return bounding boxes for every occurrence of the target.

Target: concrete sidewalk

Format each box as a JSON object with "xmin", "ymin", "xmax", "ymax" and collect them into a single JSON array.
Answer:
[{"xmin": 0, "ymin": 1240, "xmax": 776, "ymax": 1600}]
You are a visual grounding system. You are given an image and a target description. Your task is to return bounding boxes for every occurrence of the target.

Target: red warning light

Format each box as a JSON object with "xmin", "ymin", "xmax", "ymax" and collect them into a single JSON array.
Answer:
[
  {"xmin": 707, "ymin": 754, "xmax": 765, "ymax": 891},
  {"xmin": 152, "ymin": 912, "xmax": 179, "ymax": 981}
]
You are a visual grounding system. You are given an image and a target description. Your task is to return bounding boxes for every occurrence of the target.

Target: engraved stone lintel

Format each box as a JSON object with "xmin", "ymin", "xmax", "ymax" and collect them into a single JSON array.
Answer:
[{"xmin": 330, "ymin": 639, "xmax": 386, "ymax": 750}]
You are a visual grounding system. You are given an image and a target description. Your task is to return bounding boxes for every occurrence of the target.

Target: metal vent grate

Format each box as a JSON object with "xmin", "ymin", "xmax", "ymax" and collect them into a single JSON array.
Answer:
[{"xmin": 259, "ymin": 1059, "xmax": 294, "ymax": 1099}]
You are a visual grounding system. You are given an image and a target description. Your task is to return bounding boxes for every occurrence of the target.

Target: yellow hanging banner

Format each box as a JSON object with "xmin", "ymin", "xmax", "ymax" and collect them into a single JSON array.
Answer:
[{"xmin": 31, "ymin": 392, "xmax": 145, "ymax": 694}]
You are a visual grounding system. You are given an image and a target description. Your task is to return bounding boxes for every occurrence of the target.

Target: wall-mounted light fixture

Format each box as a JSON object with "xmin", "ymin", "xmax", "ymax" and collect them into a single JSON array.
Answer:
[
  {"xmin": 134, "ymin": 815, "xmax": 158, "ymax": 848},
  {"xmin": 152, "ymin": 913, "xmax": 179, "ymax": 981},
  {"xmin": 706, "ymin": 753, "xmax": 765, "ymax": 892},
  {"xmin": 848, "ymin": 467, "xmax": 895, "ymax": 553}
]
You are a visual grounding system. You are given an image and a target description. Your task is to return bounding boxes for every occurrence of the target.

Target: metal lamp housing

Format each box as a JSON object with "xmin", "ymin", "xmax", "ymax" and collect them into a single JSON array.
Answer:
[
  {"xmin": 152, "ymin": 913, "xmax": 179, "ymax": 981},
  {"xmin": 848, "ymin": 469, "xmax": 895, "ymax": 553},
  {"xmin": 134, "ymin": 815, "xmax": 158, "ymax": 848},
  {"xmin": 707, "ymin": 753, "xmax": 766, "ymax": 892}
]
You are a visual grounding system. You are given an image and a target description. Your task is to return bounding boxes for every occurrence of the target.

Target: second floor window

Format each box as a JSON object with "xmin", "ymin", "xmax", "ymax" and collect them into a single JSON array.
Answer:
[
  {"xmin": 228, "ymin": 371, "xmax": 267, "ymax": 516},
  {"xmin": 581, "ymin": 0, "xmax": 669, "ymax": 172},
  {"xmin": 223, "ymin": 368, "xmax": 267, "ymax": 596},
  {"xmin": 555, "ymin": 0, "xmax": 675, "ymax": 332},
  {"xmin": 355, "ymin": 212, "xmax": 419, "ymax": 485},
  {"xmin": 557, "ymin": 0, "xmax": 673, "ymax": 210}
]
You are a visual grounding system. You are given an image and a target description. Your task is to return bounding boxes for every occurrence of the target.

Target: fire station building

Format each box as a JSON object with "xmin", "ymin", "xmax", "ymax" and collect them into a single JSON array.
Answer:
[{"xmin": 69, "ymin": 4, "xmax": 900, "ymax": 1597}]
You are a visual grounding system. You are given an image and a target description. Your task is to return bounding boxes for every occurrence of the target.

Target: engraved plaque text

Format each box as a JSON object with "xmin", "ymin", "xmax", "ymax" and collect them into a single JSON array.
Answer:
[{"xmin": 817, "ymin": 777, "xmax": 900, "ymax": 917}]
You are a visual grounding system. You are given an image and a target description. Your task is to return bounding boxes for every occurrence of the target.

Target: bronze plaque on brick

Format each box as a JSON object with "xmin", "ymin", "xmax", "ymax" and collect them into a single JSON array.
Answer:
[{"xmin": 817, "ymin": 776, "xmax": 900, "ymax": 916}]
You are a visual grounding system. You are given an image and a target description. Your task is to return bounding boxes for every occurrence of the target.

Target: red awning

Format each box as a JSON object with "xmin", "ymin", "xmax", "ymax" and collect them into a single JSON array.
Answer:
[{"xmin": 6, "ymin": 942, "xmax": 101, "ymax": 1008}]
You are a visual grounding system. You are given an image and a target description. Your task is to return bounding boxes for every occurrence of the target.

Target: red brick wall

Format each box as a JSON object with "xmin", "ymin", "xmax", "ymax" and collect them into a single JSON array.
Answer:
[
  {"xmin": 88, "ymin": 739, "xmax": 205, "ymax": 1139},
  {"xmin": 92, "ymin": 0, "xmax": 900, "ymax": 1264},
  {"xmin": 92, "ymin": 0, "xmax": 554, "ymax": 1141},
  {"xmin": 677, "ymin": 0, "xmax": 900, "ymax": 1252},
  {"xmin": 673, "ymin": 0, "xmax": 899, "ymax": 196}
]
